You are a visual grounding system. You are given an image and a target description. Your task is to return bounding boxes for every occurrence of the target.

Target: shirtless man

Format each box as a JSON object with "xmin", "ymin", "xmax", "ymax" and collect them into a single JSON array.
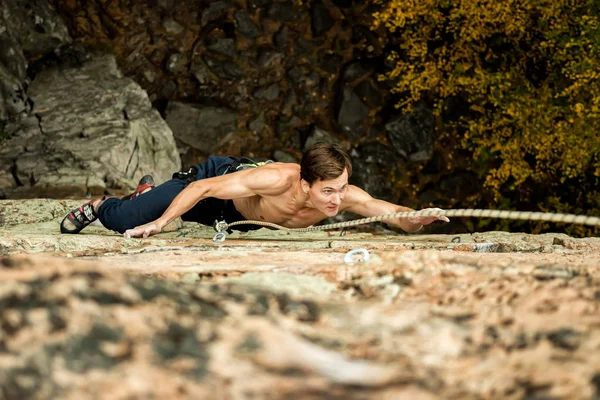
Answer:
[{"xmin": 60, "ymin": 142, "xmax": 449, "ymax": 237}]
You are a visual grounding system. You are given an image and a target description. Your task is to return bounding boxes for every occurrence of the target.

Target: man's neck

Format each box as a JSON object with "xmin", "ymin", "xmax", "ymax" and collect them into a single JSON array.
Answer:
[{"xmin": 292, "ymin": 179, "xmax": 314, "ymax": 210}]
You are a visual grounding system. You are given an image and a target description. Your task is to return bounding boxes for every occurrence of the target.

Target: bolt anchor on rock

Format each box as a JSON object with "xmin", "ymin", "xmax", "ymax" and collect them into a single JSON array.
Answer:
[
  {"xmin": 344, "ymin": 248, "xmax": 370, "ymax": 264},
  {"xmin": 213, "ymin": 232, "xmax": 226, "ymax": 243}
]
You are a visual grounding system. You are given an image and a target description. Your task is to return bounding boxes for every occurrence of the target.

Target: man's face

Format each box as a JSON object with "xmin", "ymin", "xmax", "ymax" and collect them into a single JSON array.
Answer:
[{"xmin": 304, "ymin": 169, "xmax": 349, "ymax": 216}]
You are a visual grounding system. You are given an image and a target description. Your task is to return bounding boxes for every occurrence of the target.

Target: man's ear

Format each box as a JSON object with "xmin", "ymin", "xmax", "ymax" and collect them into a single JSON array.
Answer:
[{"xmin": 301, "ymin": 179, "xmax": 310, "ymax": 194}]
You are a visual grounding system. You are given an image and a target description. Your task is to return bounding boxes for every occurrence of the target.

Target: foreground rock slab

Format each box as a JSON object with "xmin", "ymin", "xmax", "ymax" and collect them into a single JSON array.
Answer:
[{"xmin": 1, "ymin": 199, "xmax": 600, "ymax": 399}]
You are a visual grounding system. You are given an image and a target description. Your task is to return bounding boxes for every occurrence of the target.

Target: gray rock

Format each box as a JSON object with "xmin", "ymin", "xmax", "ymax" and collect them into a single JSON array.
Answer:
[
  {"xmin": 354, "ymin": 79, "xmax": 382, "ymax": 108},
  {"xmin": 282, "ymin": 91, "xmax": 297, "ymax": 116},
  {"xmin": 160, "ymin": 80, "xmax": 178, "ymax": 98},
  {"xmin": 256, "ymin": 51, "xmax": 283, "ymax": 69},
  {"xmin": 166, "ymin": 53, "xmax": 186, "ymax": 73},
  {"xmin": 248, "ymin": 112, "xmax": 265, "ymax": 133},
  {"xmin": 276, "ymin": 116, "xmax": 303, "ymax": 136},
  {"xmin": 320, "ymin": 53, "xmax": 344, "ymax": 74},
  {"xmin": 311, "ymin": 1, "xmax": 334, "ymax": 37},
  {"xmin": 0, "ymin": 54, "xmax": 181, "ymax": 198},
  {"xmin": 206, "ymin": 38, "xmax": 237, "ymax": 58},
  {"xmin": 1, "ymin": 0, "xmax": 71, "ymax": 60},
  {"xmin": 254, "ymin": 84, "xmax": 280, "ymax": 101},
  {"xmin": 337, "ymin": 87, "xmax": 369, "ymax": 139},
  {"xmin": 0, "ymin": 63, "xmax": 29, "ymax": 121},
  {"xmin": 191, "ymin": 61, "xmax": 212, "ymax": 85},
  {"xmin": 203, "ymin": 56, "xmax": 243, "ymax": 80},
  {"xmin": 342, "ymin": 61, "xmax": 369, "ymax": 82},
  {"xmin": 158, "ymin": 0, "xmax": 175, "ymax": 9},
  {"xmin": 356, "ymin": 142, "xmax": 397, "ymax": 167},
  {"xmin": 143, "ymin": 69, "xmax": 156, "ymax": 83},
  {"xmin": 221, "ymin": 272, "xmax": 337, "ymax": 297},
  {"xmin": 162, "ymin": 18, "xmax": 184, "ymax": 35},
  {"xmin": 250, "ymin": 0, "xmax": 272, "ymax": 7},
  {"xmin": 386, "ymin": 105, "xmax": 435, "ymax": 162},
  {"xmin": 294, "ymin": 38, "xmax": 312, "ymax": 58},
  {"xmin": 287, "ymin": 65, "xmax": 311, "ymax": 84},
  {"xmin": 0, "ymin": 0, "xmax": 71, "ymax": 121},
  {"xmin": 268, "ymin": 3, "xmax": 296, "ymax": 21},
  {"xmin": 351, "ymin": 162, "xmax": 395, "ymax": 203},
  {"xmin": 181, "ymin": 273, "xmax": 200, "ymax": 284},
  {"xmin": 165, "ymin": 101, "xmax": 237, "ymax": 155},
  {"xmin": 0, "ymin": 36, "xmax": 28, "ymax": 82},
  {"xmin": 273, "ymin": 150, "xmax": 298, "ymax": 163},
  {"xmin": 304, "ymin": 126, "xmax": 336, "ymax": 151},
  {"xmin": 201, "ymin": 1, "xmax": 231, "ymax": 27},
  {"xmin": 273, "ymin": 25, "xmax": 289, "ymax": 49},
  {"xmin": 234, "ymin": 10, "xmax": 260, "ymax": 41}
]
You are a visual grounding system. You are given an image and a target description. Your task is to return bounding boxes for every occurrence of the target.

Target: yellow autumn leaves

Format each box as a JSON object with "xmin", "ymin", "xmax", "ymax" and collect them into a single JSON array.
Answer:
[{"xmin": 371, "ymin": 0, "xmax": 600, "ymax": 234}]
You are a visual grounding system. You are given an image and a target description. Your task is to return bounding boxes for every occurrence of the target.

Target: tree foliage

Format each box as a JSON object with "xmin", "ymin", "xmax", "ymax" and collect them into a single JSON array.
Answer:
[{"xmin": 372, "ymin": 0, "xmax": 600, "ymax": 235}]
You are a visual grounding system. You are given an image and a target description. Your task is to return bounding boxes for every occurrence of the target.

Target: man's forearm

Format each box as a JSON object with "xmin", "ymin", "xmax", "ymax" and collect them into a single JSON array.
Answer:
[
  {"xmin": 386, "ymin": 206, "xmax": 423, "ymax": 233},
  {"xmin": 398, "ymin": 220, "xmax": 423, "ymax": 233},
  {"xmin": 156, "ymin": 182, "xmax": 208, "ymax": 228}
]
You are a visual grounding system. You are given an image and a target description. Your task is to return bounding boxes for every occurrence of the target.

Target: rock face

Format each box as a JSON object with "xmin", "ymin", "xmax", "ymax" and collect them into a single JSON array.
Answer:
[
  {"xmin": 0, "ymin": 54, "xmax": 181, "ymax": 198},
  {"xmin": 2, "ymin": 199, "xmax": 600, "ymax": 399},
  {"xmin": 0, "ymin": 0, "xmax": 482, "ymax": 223},
  {"xmin": 41, "ymin": 0, "xmax": 418, "ymax": 203},
  {"xmin": 0, "ymin": 0, "xmax": 71, "ymax": 121},
  {"xmin": 165, "ymin": 101, "xmax": 237, "ymax": 157}
]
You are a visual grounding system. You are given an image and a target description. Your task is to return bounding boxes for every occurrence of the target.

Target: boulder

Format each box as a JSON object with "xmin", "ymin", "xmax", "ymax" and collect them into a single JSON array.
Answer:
[
  {"xmin": 303, "ymin": 126, "xmax": 337, "ymax": 151},
  {"xmin": 337, "ymin": 87, "xmax": 369, "ymax": 139},
  {"xmin": 234, "ymin": 10, "xmax": 260, "ymax": 41},
  {"xmin": 165, "ymin": 101, "xmax": 237, "ymax": 155},
  {"xmin": 0, "ymin": 54, "xmax": 181, "ymax": 198},
  {"xmin": 350, "ymin": 143, "xmax": 399, "ymax": 202},
  {"xmin": 311, "ymin": 1, "xmax": 334, "ymax": 37},
  {"xmin": 386, "ymin": 105, "xmax": 436, "ymax": 162}
]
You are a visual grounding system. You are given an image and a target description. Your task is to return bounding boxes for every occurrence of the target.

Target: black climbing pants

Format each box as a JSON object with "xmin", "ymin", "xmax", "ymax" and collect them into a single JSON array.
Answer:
[{"xmin": 96, "ymin": 156, "xmax": 258, "ymax": 233}]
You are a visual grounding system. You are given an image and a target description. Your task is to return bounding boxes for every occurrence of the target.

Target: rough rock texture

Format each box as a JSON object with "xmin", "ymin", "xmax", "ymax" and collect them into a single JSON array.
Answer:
[
  {"xmin": 0, "ymin": 0, "xmax": 72, "ymax": 121},
  {"xmin": 1, "ymin": 198, "xmax": 600, "ymax": 398},
  {"xmin": 1, "ymin": 0, "xmax": 558, "ymax": 235},
  {"xmin": 165, "ymin": 101, "xmax": 238, "ymax": 158},
  {"xmin": 41, "ymin": 0, "xmax": 436, "ymax": 204},
  {"xmin": 0, "ymin": 54, "xmax": 181, "ymax": 198}
]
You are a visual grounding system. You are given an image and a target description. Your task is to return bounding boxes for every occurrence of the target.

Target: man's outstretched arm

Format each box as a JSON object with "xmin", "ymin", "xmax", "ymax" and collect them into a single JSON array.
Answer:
[
  {"xmin": 124, "ymin": 166, "xmax": 289, "ymax": 238},
  {"xmin": 342, "ymin": 186, "xmax": 449, "ymax": 233}
]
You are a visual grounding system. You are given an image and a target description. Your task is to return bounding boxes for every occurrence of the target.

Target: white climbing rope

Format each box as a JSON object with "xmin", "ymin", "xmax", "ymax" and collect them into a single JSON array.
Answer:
[{"xmin": 213, "ymin": 208, "xmax": 600, "ymax": 235}]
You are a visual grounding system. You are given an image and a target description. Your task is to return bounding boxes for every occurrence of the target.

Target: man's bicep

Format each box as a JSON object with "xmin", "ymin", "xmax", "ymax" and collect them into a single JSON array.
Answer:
[
  {"xmin": 348, "ymin": 198, "xmax": 399, "ymax": 217},
  {"xmin": 206, "ymin": 168, "xmax": 287, "ymax": 199},
  {"xmin": 344, "ymin": 186, "xmax": 402, "ymax": 217}
]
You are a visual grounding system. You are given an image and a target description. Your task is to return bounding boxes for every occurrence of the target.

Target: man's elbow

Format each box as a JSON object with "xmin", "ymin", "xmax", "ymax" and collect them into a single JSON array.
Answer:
[{"xmin": 189, "ymin": 181, "xmax": 211, "ymax": 198}]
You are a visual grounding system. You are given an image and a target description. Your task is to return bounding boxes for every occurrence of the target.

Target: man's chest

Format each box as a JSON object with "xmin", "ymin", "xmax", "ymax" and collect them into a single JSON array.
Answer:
[{"xmin": 239, "ymin": 196, "xmax": 325, "ymax": 228}]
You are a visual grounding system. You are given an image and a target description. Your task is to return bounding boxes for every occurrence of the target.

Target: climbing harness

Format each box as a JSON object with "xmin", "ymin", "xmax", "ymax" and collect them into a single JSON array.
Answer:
[
  {"xmin": 218, "ymin": 158, "xmax": 274, "ymax": 175},
  {"xmin": 211, "ymin": 208, "xmax": 600, "ymax": 242}
]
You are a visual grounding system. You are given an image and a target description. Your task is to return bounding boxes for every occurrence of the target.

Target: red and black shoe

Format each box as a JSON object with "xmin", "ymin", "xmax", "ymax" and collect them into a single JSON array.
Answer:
[
  {"xmin": 121, "ymin": 175, "xmax": 155, "ymax": 201},
  {"xmin": 60, "ymin": 201, "xmax": 98, "ymax": 234}
]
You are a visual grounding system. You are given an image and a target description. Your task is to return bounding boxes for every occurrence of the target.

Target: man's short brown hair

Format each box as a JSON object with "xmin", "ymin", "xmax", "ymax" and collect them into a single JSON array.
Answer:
[{"xmin": 300, "ymin": 142, "xmax": 353, "ymax": 185}]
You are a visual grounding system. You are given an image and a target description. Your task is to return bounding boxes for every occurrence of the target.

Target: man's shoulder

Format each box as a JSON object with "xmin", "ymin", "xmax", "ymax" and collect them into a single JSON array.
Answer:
[
  {"xmin": 260, "ymin": 162, "xmax": 300, "ymax": 179},
  {"xmin": 240, "ymin": 162, "xmax": 298, "ymax": 193}
]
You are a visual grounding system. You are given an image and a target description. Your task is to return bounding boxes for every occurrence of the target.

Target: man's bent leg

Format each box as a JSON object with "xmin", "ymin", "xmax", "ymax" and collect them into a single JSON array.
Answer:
[{"xmin": 97, "ymin": 179, "xmax": 188, "ymax": 233}]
